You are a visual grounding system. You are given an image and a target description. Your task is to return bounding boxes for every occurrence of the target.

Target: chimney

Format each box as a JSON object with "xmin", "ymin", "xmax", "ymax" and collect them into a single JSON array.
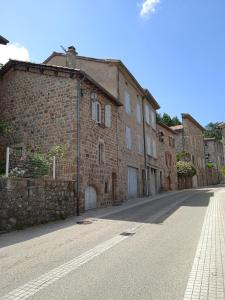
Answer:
[{"xmin": 66, "ymin": 46, "xmax": 78, "ymax": 69}]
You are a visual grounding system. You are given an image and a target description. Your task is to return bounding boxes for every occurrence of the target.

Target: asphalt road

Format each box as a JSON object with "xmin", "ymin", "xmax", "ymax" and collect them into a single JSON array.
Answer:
[{"xmin": 0, "ymin": 187, "xmax": 219, "ymax": 300}]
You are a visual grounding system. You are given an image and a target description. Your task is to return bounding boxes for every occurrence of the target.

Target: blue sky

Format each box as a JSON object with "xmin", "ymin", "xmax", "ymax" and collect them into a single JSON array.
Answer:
[{"xmin": 1, "ymin": 0, "xmax": 225, "ymax": 126}]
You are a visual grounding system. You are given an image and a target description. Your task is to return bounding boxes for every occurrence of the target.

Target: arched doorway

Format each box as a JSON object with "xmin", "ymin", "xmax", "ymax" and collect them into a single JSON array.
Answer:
[{"xmin": 84, "ymin": 186, "xmax": 97, "ymax": 210}]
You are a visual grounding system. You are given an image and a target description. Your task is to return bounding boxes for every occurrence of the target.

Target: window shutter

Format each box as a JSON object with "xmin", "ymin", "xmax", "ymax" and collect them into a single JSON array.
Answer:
[
  {"xmin": 153, "ymin": 139, "xmax": 157, "ymax": 158},
  {"xmin": 92, "ymin": 101, "xmax": 97, "ymax": 121},
  {"xmin": 137, "ymin": 134, "xmax": 142, "ymax": 154},
  {"xmin": 126, "ymin": 127, "xmax": 132, "ymax": 149},
  {"xmin": 125, "ymin": 91, "xmax": 131, "ymax": 114},
  {"xmin": 136, "ymin": 103, "xmax": 141, "ymax": 124},
  {"xmin": 146, "ymin": 136, "xmax": 151, "ymax": 155},
  {"xmin": 105, "ymin": 105, "xmax": 111, "ymax": 128},
  {"xmin": 145, "ymin": 104, "xmax": 150, "ymax": 124},
  {"xmin": 151, "ymin": 110, "xmax": 156, "ymax": 129}
]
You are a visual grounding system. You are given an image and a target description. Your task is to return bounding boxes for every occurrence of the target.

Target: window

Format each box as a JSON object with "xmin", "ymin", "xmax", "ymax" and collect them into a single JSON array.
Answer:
[
  {"xmin": 124, "ymin": 90, "xmax": 131, "ymax": 114},
  {"xmin": 146, "ymin": 136, "xmax": 151, "ymax": 156},
  {"xmin": 159, "ymin": 131, "xmax": 164, "ymax": 142},
  {"xmin": 125, "ymin": 126, "xmax": 132, "ymax": 150},
  {"xmin": 169, "ymin": 136, "xmax": 175, "ymax": 147},
  {"xmin": 92, "ymin": 101, "xmax": 101, "ymax": 123},
  {"xmin": 105, "ymin": 105, "xmax": 111, "ymax": 128},
  {"xmin": 137, "ymin": 134, "xmax": 143, "ymax": 155},
  {"xmin": 151, "ymin": 110, "xmax": 156, "ymax": 129},
  {"xmin": 152, "ymin": 139, "xmax": 157, "ymax": 158},
  {"xmin": 145, "ymin": 104, "xmax": 150, "ymax": 125},
  {"xmin": 136, "ymin": 102, "xmax": 142, "ymax": 124},
  {"xmin": 165, "ymin": 152, "xmax": 172, "ymax": 167},
  {"xmin": 104, "ymin": 182, "xmax": 108, "ymax": 193},
  {"xmin": 98, "ymin": 140, "xmax": 105, "ymax": 164}
]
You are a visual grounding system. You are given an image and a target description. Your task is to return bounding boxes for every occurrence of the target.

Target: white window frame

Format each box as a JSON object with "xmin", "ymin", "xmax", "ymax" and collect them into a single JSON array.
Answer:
[
  {"xmin": 126, "ymin": 126, "xmax": 132, "ymax": 150},
  {"xmin": 92, "ymin": 100, "xmax": 101, "ymax": 124}
]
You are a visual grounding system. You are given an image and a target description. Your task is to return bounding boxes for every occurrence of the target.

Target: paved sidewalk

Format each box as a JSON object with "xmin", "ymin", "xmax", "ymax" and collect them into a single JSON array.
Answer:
[{"xmin": 184, "ymin": 188, "xmax": 225, "ymax": 300}]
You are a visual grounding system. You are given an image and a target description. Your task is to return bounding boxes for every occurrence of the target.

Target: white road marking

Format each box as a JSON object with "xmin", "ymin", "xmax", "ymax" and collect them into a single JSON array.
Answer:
[
  {"xmin": 183, "ymin": 189, "xmax": 225, "ymax": 299},
  {"xmin": 0, "ymin": 235, "xmax": 130, "ymax": 300},
  {"xmin": 1, "ymin": 192, "xmax": 196, "ymax": 300}
]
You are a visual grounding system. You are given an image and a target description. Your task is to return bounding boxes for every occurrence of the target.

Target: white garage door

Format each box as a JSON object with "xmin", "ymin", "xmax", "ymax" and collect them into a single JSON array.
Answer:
[
  {"xmin": 128, "ymin": 167, "xmax": 138, "ymax": 199},
  {"xmin": 85, "ymin": 186, "xmax": 97, "ymax": 210}
]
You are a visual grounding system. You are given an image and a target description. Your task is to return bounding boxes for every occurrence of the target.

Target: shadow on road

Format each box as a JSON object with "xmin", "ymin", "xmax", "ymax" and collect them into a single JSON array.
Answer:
[
  {"xmin": 100, "ymin": 189, "xmax": 213, "ymax": 225},
  {"xmin": 0, "ymin": 188, "xmax": 216, "ymax": 249}
]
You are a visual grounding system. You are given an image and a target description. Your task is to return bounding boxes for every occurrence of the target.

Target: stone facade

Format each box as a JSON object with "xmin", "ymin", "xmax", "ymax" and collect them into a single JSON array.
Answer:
[
  {"xmin": 0, "ymin": 178, "xmax": 76, "ymax": 231},
  {"xmin": 156, "ymin": 122, "xmax": 177, "ymax": 191},
  {"xmin": 171, "ymin": 114, "xmax": 206, "ymax": 188},
  {"xmin": 44, "ymin": 49, "xmax": 161, "ymax": 199},
  {"xmin": 0, "ymin": 60, "xmax": 121, "ymax": 212},
  {"xmin": 204, "ymin": 137, "xmax": 224, "ymax": 184}
]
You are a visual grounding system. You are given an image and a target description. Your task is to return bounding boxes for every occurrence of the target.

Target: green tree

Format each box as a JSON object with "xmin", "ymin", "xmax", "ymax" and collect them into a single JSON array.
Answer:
[
  {"xmin": 204, "ymin": 122, "xmax": 222, "ymax": 140},
  {"xmin": 157, "ymin": 113, "xmax": 181, "ymax": 127}
]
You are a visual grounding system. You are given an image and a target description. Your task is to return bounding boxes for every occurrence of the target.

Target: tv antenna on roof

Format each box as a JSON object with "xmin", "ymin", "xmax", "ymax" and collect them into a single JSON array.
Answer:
[{"xmin": 60, "ymin": 45, "xmax": 67, "ymax": 53}]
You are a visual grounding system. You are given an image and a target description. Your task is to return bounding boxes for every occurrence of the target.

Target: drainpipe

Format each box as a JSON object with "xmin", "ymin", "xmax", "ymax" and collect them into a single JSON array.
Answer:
[
  {"xmin": 76, "ymin": 74, "xmax": 85, "ymax": 216},
  {"xmin": 142, "ymin": 97, "xmax": 148, "ymax": 196}
]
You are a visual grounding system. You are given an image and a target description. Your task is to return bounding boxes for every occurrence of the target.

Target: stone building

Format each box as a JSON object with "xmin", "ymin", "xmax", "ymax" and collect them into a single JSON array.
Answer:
[
  {"xmin": 44, "ymin": 46, "xmax": 161, "ymax": 199},
  {"xmin": 156, "ymin": 122, "xmax": 177, "ymax": 191},
  {"xmin": 171, "ymin": 113, "xmax": 206, "ymax": 188},
  {"xmin": 218, "ymin": 123, "xmax": 225, "ymax": 163},
  {"xmin": 0, "ymin": 59, "xmax": 122, "ymax": 211},
  {"xmin": 204, "ymin": 137, "xmax": 224, "ymax": 184}
]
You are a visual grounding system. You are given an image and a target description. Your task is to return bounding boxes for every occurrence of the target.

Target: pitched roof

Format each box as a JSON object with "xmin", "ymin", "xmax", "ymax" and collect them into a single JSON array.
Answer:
[
  {"xmin": 170, "ymin": 124, "xmax": 184, "ymax": 131},
  {"xmin": 0, "ymin": 59, "xmax": 122, "ymax": 106},
  {"xmin": 181, "ymin": 113, "xmax": 205, "ymax": 132},
  {"xmin": 43, "ymin": 52, "xmax": 160, "ymax": 110},
  {"xmin": 0, "ymin": 35, "xmax": 9, "ymax": 45},
  {"xmin": 157, "ymin": 122, "xmax": 177, "ymax": 134}
]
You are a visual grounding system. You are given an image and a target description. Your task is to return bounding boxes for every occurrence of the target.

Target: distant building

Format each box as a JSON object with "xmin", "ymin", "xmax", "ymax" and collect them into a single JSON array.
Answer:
[
  {"xmin": 157, "ymin": 122, "xmax": 177, "ymax": 191},
  {"xmin": 0, "ymin": 35, "xmax": 9, "ymax": 45},
  {"xmin": 204, "ymin": 137, "xmax": 224, "ymax": 184},
  {"xmin": 171, "ymin": 114, "xmax": 206, "ymax": 188}
]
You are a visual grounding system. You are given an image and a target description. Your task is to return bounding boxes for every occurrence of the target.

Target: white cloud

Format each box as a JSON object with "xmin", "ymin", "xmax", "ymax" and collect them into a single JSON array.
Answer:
[
  {"xmin": 0, "ymin": 43, "xmax": 30, "ymax": 65},
  {"xmin": 140, "ymin": 0, "xmax": 160, "ymax": 17}
]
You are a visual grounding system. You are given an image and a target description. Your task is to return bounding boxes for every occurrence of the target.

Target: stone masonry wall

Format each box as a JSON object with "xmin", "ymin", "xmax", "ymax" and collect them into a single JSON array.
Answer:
[
  {"xmin": 156, "ymin": 123, "xmax": 177, "ymax": 191},
  {"xmin": 79, "ymin": 80, "xmax": 120, "ymax": 209},
  {"xmin": 182, "ymin": 117, "xmax": 206, "ymax": 187},
  {"xmin": 0, "ymin": 178, "xmax": 76, "ymax": 232},
  {"xmin": 0, "ymin": 68, "xmax": 78, "ymax": 180}
]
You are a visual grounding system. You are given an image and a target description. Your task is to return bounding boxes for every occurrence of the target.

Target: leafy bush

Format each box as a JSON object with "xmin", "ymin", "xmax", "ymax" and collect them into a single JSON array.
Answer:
[
  {"xmin": 0, "ymin": 120, "xmax": 12, "ymax": 135},
  {"xmin": 176, "ymin": 151, "xmax": 191, "ymax": 162},
  {"xmin": 9, "ymin": 167, "xmax": 26, "ymax": 177},
  {"xmin": 24, "ymin": 154, "xmax": 49, "ymax": 178},
  {"xmin": 221, "ymin": 166, "xmax": 225, "ymax": 178},
  {"xmin": 207, "ymin": 162, "xmax": 215, "ymax": 169},
  {"xmin": 176, "ymin": 161, "xmax": 196, "ymax": 178}
]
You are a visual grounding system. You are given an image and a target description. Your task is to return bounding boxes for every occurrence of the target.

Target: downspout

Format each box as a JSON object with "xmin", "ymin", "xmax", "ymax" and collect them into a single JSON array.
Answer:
[
  {"xmin": 142, "ymin": 97, "xmax": 148, "ymax": 196},
  {"xmin": 76, "ymin": 73, "xmax": 85, "ymax": 216}
]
